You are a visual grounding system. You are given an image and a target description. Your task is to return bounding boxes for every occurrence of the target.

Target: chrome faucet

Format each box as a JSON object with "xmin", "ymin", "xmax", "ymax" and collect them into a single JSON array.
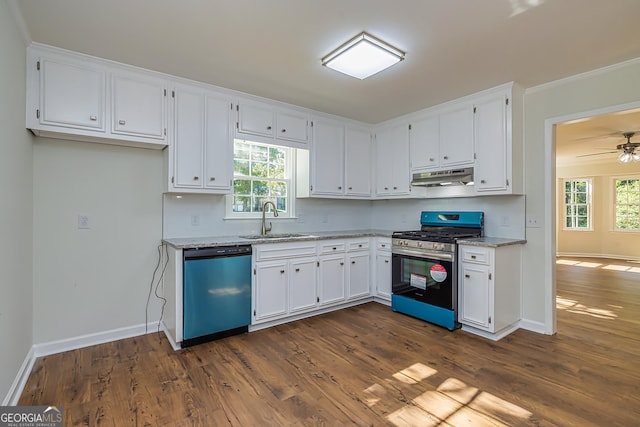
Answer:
[{"xmin": 261, "ymin": 201, "xmax": 279, "ymax": 235}]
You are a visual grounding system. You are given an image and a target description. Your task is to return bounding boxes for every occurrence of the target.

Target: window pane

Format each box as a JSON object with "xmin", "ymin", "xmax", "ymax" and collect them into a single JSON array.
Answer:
[
  {"xmin": 252, "ymin": 145, "xmax": 268, "ymax": 162},
  {"xmin": 252, "ymin": 180, "xmax": 269, "ymax": 196},
  {"xmin": 232, "ymin": 196, "xmax": 251, "ymax": 213},
  {"xmin": 234, "ymin": 179, "xmax": 251, "ymax": 195},
  {"xmin": 235, "ymin": 142, "xmax": 250, "ymax": 160},
  {"xmin": 269, "ymin": 181, "xmax": 287, "ymax": 197},
  {"xmin": 234, "ymin": 159, "xmax": 250, "ymax": 176},
  {"xmin": 276, "ymin": 197, "xmax": 287, "ymax": 212},
  {"xmin": 575, "ymin": 181, "xmax": 586, "ymax": 192},
  {"xmin": 577, "ymin": 217, "xmax": 588, "ymax": 228},
  {"xmin": 577, "ymin": 205, "xmax": 587, "ymax": 216},
  {"xmin": 251, "ymin": 161, "xmax": 268, "ymax": 177},
  {"xmin": 575, "ymin": 193, "xmax": 586, "ymax": 204}
]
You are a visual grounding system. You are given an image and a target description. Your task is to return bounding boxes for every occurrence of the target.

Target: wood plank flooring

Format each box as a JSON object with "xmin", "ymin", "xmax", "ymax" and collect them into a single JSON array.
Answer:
[{"xmin": 19, "ymin": 257, "xmax": 640, "ymax": 426}]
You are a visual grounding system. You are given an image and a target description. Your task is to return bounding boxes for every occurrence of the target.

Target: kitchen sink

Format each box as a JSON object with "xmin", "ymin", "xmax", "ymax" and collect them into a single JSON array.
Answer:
[{"xmin": 239, "ymin": 233, "xmax": 313, "ymax": 240}]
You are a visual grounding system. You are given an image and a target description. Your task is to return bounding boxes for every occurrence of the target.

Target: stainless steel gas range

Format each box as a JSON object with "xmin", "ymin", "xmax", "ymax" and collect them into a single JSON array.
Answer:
[{"xmin": 391, "ymin": 211, "xmax": 484, "ymax": 330}]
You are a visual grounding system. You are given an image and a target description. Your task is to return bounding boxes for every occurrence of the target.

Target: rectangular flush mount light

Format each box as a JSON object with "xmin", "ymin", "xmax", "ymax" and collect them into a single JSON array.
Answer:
[{"xmin": 322, "ymin": 32, "xmax": 405, "ymax": 80}]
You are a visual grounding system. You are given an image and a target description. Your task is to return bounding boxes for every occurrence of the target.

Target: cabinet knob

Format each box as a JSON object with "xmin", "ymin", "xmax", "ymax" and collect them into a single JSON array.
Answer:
[
  {"xmin": 465, "ymin": 274, "xmax": 470, "ymax": 278},
  {"xmin": 281, "ymin": 128, "xmax": 286, "ymax": 133},
  {"xmin": 332, "ymin": 247, "xmax": 337, "ymax": 250},
  {"xmin": 340, "ymin": 262, "xmax": 344, "ymax": 266},
  {"xmin": 385, "ymin": 260, "xmax": 389, "ymax": 263},
  {"xmin": 338, "ymin": 186, "xmax": 342, "ymax": 190},
  {"xmin": 393, "ymin": 186, "xmax": 397, "ymax": 190},
  {"xmin": 280, "ymin": 270, "xmax": 285, "ymax": 274},
  {"xmin": 384, "ymin": 187, "xmax": 389, "ymax": 190},
  {"xmin": 480, "ymin": 179, "xmax": 486, "ymax": 184},
  {"xmin": 443, "ymin": 156, "xmax": 449, "ymax": 160},
  {"xmin": 267, "ymin": 126, "xmax": 272, "ymax": 130},
  {"xmin": 295, "ymin": 268, "xmax": 300, "ymax": 272},
  {"xmin": 348, "ymin": 187, "xmax": 352, "ymax": 190},
  {"xmin": 358, "ymin": 244, "xmax": 362, "ymax": 247},
  {"xmin": 193, "ymin": 176, "xmax": 199, "ymax": 181},
  {"xmin": 210, "ymin": 177, "xmax": 216, "ymax": 181},
  {"xmin": 429, "ymin": 157, "xmax": 435, "ymax": 161},
  {"xmin": 351, "ymin": 261, "xmax": 356, "ymax": 264},
  {"xmin": 471, "ymin": 255, "xmax": 476, "ymax": 259},
  {"xmin": 118, "ymin": 119, "xmax": 126, "ymax": 125},
  {"xmin": 381, "ymin": 244, "xmax": 386, "ymax": 248},
  {"xmin": 90, "ymin": 115, "xmax": 97, "ymax": 121}
]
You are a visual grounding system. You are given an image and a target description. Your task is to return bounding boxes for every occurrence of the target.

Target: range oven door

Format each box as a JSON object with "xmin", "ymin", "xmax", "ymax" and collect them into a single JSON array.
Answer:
[{"xmin": 391, "ymin": 249, "xmax": 455, "ymax": 310}]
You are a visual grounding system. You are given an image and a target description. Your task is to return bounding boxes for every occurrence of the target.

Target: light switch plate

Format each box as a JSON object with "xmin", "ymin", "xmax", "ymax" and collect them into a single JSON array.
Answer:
[{"xmin": 78, "ymin": 214, "xmax": 90, "ymax": 229}]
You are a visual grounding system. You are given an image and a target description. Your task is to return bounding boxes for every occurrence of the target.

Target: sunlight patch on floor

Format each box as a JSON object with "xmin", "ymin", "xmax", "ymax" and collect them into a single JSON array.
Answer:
[
  {"xmin": 381, "ymin": 366, "xmax": 533, "ymax": 426},
  {"xmin": 557, "ymin": 258, "xmax": 640, "ymax": 274},
  {"xmin": 556, "ymin": 296, "xmax": 618, "ymax": 319}
]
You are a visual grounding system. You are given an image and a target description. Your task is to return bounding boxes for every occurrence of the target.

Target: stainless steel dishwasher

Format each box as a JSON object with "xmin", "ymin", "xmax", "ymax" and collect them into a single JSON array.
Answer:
[{"xmin": 182, "ymin": 245, "xmax": 252, "ymax": 347}]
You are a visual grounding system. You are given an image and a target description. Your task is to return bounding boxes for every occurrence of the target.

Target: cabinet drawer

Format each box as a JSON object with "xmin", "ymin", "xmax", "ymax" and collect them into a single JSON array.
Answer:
[
  {"xmin": 376, "ymin": 238, "xmax": 392, "ymax": 251},
  {"xmin": 254, "ymin": 242, "xmax": 317, "ymax": 261},
  {"xmin": 348, "ymin": 239, "xmax": 370, "ymax": 251},
  {"xmin": 460, "ymin": 246, "xmax": 490, "ymax": 265},
  {"xmin": 319, "ymin": 241, "xmax": 346, "ymax": 254}
]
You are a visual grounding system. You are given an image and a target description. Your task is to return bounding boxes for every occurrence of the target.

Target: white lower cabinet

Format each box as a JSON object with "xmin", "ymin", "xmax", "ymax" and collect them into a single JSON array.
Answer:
[
  {"xmin": 252, "ymin": 237, "xmax": 383, "ymax": 327},
  {"xmin": 457, "ymin": 243, "xmax": 522, "ymax": 340},
  {"xmin": 374, "ymin": 237, "xmax": 392, "ymax": 301},
  {"xmin": 289, "ymin": 257, "xmax": 319, "ymax": 313}
]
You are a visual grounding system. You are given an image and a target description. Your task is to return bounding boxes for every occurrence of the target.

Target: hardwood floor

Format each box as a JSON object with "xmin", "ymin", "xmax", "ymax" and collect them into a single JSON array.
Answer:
[{"xmin": 20, "ymin": 257, "xmax": 640, "ymax": 426}]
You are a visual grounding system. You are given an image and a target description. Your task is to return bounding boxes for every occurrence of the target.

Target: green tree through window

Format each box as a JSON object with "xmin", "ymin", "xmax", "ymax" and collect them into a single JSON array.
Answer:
[{"xmin": 615, "ymin": 178, "xmax": 640, "ymax": 230}]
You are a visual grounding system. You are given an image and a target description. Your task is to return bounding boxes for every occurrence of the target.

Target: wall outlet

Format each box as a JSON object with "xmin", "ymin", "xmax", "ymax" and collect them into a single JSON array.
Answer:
[
  {"xmin": 77, "ymin": 214, "xmax": 90, "ymax": 229},
  {"xmin": 191, "ymin": 215, "xmax": 200, "ymax": 226},
  {"xmin": 526, "ymin": 215, "xmax": 541, "ymax": 228}
]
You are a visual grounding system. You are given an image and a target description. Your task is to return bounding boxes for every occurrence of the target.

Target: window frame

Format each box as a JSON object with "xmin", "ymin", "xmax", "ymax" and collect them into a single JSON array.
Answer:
[
  {"xmin": 612, "ymin": 175, "xmax": 640, "ymax": 232},
  {"xmin": 225, "ymin": 139, "xmax": 296, "ymax": 220},
  {"xmin": 562, "ymin": 178, "xmax": 593, "ymax": 231}
]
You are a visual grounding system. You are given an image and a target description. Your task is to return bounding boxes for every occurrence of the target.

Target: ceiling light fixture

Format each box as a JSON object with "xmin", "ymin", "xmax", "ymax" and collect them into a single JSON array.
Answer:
[
  {"xmin": 322, "ymin": 32, "xmax": 405, "ymax": 80},
  {"xmin": 617, "ymin": 132, "xmax": 640, "ymax": 163}
]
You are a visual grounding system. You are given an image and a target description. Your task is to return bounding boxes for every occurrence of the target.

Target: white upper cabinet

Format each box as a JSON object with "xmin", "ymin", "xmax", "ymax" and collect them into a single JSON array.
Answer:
[
  {"xmin": 37, "ymin": 56, "xmax": 106, "ymax": 132},
  {"xmin": 409, "ymin": 113, "xmax": 439, "ymax": 171},
  {"xmin": 168, "ymin": 84, "xmax": 233, "ymax": 193},
  {"xmin": 344, "ymin": 125, "xmax": 372, "ymax": 196},
  {"xmin": 26, "ymin": 44, "xmax": 168, "ymax": 149},
  {"xmin": 374, "ymin": 122, "xmax": 410, "ymax": 197},
  {"xmin": 439, "ymin": 102, "xmax": 475, "ymax": 167},
  {"xmin": 111, "ymin": 73, "xmax": 167, "ymax": 140},
  {"xmin": 474, "ymin": 83, "xmax": 523, "ymax": 195},
  {"xmin": 310, "ymin": 117, "xmax": 345, "ymax": 196},
  {"xmin": 236, "ymin": 99, "xmax": 310, "ymax": 147}
]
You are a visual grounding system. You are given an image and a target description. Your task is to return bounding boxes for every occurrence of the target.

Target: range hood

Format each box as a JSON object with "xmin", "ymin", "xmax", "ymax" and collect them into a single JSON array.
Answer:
[{"xmin": 411, "ymin": 167, "xmax": 474, "ymax": 187}]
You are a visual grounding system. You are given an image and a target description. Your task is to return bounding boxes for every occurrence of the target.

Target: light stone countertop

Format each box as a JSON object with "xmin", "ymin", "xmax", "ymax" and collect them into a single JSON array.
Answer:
[
  {"xmin": 163, "ymin": 229, "xmax": 394, "ymax": 249},
  {"xmin": 456, "ymin": 237, "xmax": 526, "ymax": 248}
]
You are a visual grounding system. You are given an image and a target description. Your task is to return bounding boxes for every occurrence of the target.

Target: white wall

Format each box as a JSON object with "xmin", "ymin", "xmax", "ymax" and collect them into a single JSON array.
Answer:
[
  {"xmin": 523, "ymin": 58, "xmax": 640, "ymax": 330},
  {"xmin": 0, "ymin": 0, "xmax": 33, "ymax": 403},
  {"xmin": 32, "ymin": 139, "xmax": 164, "ymax": 343}
]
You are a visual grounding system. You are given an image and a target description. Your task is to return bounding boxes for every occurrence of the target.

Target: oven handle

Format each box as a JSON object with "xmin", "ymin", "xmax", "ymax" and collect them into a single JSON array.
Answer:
[{"xmin": 392, "ymin": 247, "xmax": 453, "ymax": 261}]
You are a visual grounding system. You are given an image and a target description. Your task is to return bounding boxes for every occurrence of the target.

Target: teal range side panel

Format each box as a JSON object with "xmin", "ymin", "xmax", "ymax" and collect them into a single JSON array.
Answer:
[
  {"xmin": 392, "ymin": 294, "xmax": 457, "ymax": 330},
  {"xmin": 183, "ymin": 255, "xmax": 252, "ymax": 340}
]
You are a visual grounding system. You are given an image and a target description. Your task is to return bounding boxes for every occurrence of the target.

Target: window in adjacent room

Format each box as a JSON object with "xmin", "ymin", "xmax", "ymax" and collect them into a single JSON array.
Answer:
[
  {"xmin": 226, "ymin": 140, "xmax": 295, "ymax": 218},
  {"xmin": 614, "ymin": 177, "xmax": 640, "ymax": 231},
  {"xmin": 563, "ymin": 179, "xmax": 592, "ymax": 230}
]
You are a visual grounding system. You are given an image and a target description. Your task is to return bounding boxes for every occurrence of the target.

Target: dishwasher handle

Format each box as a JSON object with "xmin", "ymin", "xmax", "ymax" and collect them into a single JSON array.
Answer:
[{"xmin": 184, "ymin": 245, "xmax": 252, "ymax": 260}]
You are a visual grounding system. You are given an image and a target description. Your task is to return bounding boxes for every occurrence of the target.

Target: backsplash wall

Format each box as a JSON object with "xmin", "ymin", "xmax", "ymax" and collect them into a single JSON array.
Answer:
[{"xmin": 163, "ymin": 193, "xmax": 525, "ymax": 239}]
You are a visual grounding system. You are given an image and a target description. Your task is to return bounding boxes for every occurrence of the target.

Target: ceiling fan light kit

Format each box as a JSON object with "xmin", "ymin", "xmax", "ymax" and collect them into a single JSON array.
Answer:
[
  {"xmin": 616, "ymin": 132, "xmax": 640, "ymax": 163},
  {"xmin": 322, "ymin": 32, "xmax": 405, "ymax": 80}
]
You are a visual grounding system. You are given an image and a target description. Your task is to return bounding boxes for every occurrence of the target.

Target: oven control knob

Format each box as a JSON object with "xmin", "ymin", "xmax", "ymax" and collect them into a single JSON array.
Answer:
[
  {"xmin": 434, "ymin": 243, "xmax": 444, "ymax": 251},
  {"xmin": 417, "ymin": 242, "xmax": 423, "ymax": 248}
]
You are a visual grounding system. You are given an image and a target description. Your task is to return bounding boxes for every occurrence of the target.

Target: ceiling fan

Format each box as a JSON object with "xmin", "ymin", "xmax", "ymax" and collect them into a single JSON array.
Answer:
[{"xmin": 577, "ymin": 132, "xmax": 640, "ymax": 163}]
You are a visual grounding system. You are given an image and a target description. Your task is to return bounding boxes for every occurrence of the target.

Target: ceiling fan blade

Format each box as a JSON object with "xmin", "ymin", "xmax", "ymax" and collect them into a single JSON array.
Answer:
[{"xmin": 576, "ymin": 151, "xmax": 618, "ymax": 158}]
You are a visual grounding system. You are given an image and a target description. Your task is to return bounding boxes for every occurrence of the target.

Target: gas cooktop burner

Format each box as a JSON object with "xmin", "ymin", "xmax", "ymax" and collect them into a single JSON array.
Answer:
[{"xmin": 392, "ymin": 228, "xmax": 481, "ymax": 243}]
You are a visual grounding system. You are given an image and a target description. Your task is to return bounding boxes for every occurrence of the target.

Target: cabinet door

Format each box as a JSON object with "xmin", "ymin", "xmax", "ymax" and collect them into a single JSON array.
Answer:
[
  {"xmin": 254, "ymin": 261, "xmax": 288, "ymax": 321},
  {"xmin": 409, "ymin": 113, "xmax": 439, "ymax": 171},
  {"xmin": 237, "ymin": 101, "xmax": 275, "ymax": 138},
  {"xmin": 474, "ymin": 94, "xmax": 508, "ymax": 193},
  {"xmin": 345, "ymin": 126, "xmax": 372, "ymax": 196},
  {"xmin": 375, "ymin": 252, "xmax": 392, "ymax": 300},
  {"xmin": 40, "ymin": 57, "xmax": 105, "ymax": 131},
  {"xmin": 459, "ymin": 263, "xmax": 492, "ymax": 330},
  {"xmin": 439, "ymin": 103, "xmax": 474, "ymax": 167},
  {"xmin": 204, "ymin": 94, "xmax": 233, "ymax": 191},
  {"xmin": 173, "ymin": 88, "xmax": 205, "ymax": 188},
  {"xmin": 375, "ymin": 123, "xmax": 409, "ymax": 196},
  {"xmin": 111, "ymin": 74, "xmax": 167, "ymax": 140},
  {"xmin": 277, "ymin": 110, "xmax": 309, "ymax": 143},
  {"xmin": 318, "ymin": 254, "xmax": 346, "ymax": 305},
  {"xmin": 311, "ymin": 118, "xmax": 345, "ymax": 195},
  {"xmin": 348, "ymin": 253, "xmax": 370, "ymax": 299},
  {"xmin": 289, "ymin": 258, "xmax": 318, "ymax": 313}
]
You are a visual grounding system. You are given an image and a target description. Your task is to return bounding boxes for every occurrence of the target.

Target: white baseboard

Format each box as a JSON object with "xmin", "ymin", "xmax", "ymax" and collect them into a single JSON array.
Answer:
[
  {"xmin": 32, "ymin": 322, "xmax": 159, "ymax": 358},
  {"xmin": 3, "ymin": 322, "xmax": 161, "ymax": 405},
  {"xmin": 160, "ymin": 320, "xmax": 181, "ymax": 351},
  {"xmin": 518, "ymin": 318, "xmax": 548, "ymax": 334},
  {"xmin": 557, "ymin": 252, "xmax": 640, "ymax": 262},
  {"xmin": 2, "ymin": 346, "xmax": 36, "ymax": 406}
]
